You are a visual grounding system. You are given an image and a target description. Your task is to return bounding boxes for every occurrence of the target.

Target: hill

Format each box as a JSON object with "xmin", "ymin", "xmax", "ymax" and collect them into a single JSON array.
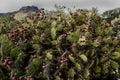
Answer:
[{"xmin": 0, "ymin": 6, "xmax": 39, "ymax": 20}]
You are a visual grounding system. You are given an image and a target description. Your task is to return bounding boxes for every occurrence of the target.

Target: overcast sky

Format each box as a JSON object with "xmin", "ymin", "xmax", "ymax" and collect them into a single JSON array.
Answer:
[{"xmin": 0, "ymin": 0, "xmax": 120, "ymax": 13}]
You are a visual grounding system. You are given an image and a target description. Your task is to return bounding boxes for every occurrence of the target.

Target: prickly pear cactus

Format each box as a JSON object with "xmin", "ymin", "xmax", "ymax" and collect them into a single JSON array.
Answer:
[{"xmin": 0, "ymin": 8, "xmax": 120, "ymax": 80}]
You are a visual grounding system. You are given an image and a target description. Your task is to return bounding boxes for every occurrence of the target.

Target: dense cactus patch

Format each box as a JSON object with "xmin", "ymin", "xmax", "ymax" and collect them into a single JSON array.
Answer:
[{"xmin": 0, "ymin": 8, "xmax": 120, "ymax": 80}]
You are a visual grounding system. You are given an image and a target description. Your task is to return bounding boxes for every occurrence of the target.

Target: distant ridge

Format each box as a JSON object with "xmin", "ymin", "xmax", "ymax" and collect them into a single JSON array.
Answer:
[
  {"xmin": 0, "ymin": 6, "xmax": 39, "ymax": 17},
  {"xmin": 19, "ymin": 6, "xmax": 39, "ymax": 12}
]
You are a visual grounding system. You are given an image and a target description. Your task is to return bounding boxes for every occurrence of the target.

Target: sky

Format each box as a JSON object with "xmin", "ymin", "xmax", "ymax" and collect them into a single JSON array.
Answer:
[{"xmin": 0, "ymin": 0, "xmax": 120, "ymax": 13}]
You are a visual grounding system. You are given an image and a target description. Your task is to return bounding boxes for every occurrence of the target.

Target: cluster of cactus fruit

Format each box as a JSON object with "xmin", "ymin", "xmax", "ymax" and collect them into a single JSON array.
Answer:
[{"xmin": 0, "ymin": 8, "xmax": 120, "ymax": 80}]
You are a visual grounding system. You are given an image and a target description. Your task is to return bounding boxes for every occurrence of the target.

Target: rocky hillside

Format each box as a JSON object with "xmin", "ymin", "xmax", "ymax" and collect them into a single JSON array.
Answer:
[
  {"xmin": 0, "ymin": 6, "xmax": 39, "ymax": 20},
  {"xmin": 19, "ymin": 6, "xmax": 38, "ymax": 12}
]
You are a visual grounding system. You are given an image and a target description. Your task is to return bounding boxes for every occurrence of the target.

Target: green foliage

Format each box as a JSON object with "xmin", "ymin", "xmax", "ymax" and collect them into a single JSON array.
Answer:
[
  {"xmin": 68, "ymin": 68, "xmax": 75, "ymax": 77},
  {"xmin": 102, "ymin": 8, "xmax": 120, "ymax": 20},
  {"xmin": 0, "ymin": 8, "xmax": 120, "ymax": 80},
  {"xmin": 102, "ymin": 8, "xmax": 120, "ymax": 38},
  {"xmin": 79, "ymin": 54, "xmax": 88, "ymax": 62}
]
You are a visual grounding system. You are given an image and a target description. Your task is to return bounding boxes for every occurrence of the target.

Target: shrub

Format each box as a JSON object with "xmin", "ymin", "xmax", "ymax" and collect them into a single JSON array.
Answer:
[{"xmin": 0, "ymin": 8, "xmax": 120, "ymax": 80}]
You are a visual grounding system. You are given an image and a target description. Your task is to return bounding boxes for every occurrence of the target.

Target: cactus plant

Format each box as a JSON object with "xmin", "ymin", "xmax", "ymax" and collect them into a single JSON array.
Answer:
[{"xmin": 0, "ymin": 8, "xmax": 120, "ymax": 80}]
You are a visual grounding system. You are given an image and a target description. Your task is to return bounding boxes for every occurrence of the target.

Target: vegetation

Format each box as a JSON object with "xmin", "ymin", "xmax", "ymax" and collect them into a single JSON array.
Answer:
[
  {"xmin": 102, "ymin": 8, "xmax": 120, "ymax": 38},
  {"xmin": 0, "ymin": 7, "xmax": 120, "ymax": 80},
  {"xmin": 102, "ymin": 8, "xmax": 120, "ymax": 20}
]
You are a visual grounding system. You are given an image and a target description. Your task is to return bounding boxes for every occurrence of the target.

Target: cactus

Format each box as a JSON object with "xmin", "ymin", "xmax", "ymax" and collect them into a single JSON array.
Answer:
[{"xmin": 0, "ymin": 8, "xmax": 120, "ymax": 80}]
